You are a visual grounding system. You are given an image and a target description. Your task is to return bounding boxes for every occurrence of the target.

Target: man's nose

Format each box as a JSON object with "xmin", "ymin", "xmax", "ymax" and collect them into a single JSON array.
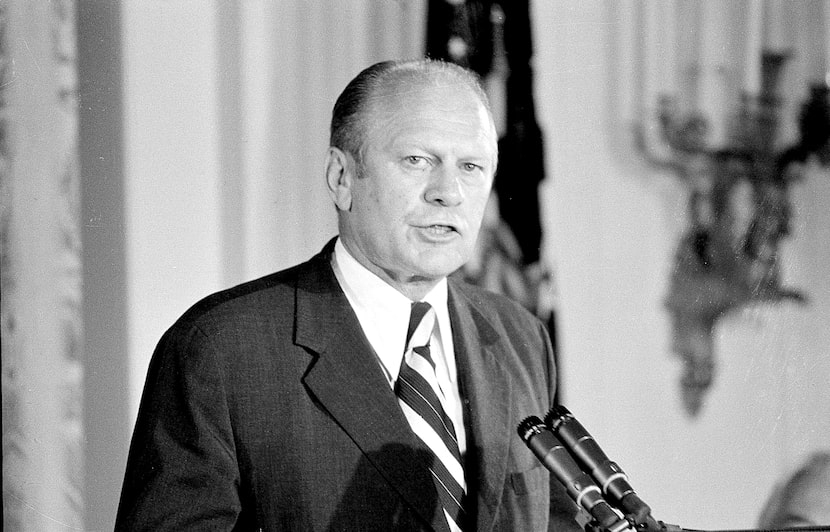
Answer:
[{"xmin": 424, "ymin": 165, "xmax": 463, "ymax": 206}]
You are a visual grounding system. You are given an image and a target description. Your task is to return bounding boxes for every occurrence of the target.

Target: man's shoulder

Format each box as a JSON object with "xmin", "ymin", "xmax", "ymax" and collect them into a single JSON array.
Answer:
[
  {"xmin": 172, "ymin": 247, "xmax": 334, "ymax": 333},
  {"xmin": 448, "ymin": 274, "xmax": 540, "ymax": 329},
  {"xmin": 449, "ymin": 275, "xmax": 534, "ymax": 314}
]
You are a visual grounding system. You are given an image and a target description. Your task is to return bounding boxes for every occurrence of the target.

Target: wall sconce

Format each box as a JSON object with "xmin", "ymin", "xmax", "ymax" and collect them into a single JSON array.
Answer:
[{"xmin": 632, "ymin": 3, "xmax": 830, "ymax": 416}]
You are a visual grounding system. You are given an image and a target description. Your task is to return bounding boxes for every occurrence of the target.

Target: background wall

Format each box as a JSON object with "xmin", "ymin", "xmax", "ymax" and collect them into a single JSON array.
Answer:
[
  {"xmin": 2, "ymin": 1, "xmax": 829, "ymax": 530},
  {"xmin": 535, "ymin": 2, "xmax": 830, "ymax": 529}
]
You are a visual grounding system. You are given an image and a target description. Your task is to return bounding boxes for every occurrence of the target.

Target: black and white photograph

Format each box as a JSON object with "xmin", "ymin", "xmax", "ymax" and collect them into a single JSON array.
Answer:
[{"xmin": 2, "ymin": 1, "xmax": 829, "ymax": 530}]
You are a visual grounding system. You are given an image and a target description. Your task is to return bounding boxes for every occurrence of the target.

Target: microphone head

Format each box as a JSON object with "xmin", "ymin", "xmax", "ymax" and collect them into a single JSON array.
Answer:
[
  {"xmin": 544, "ymin": 405, "xmax": 573, "ymax": 431},
  {"xmin": 517, "ymin": 416, "xmax": 545, "ymax": 443}
]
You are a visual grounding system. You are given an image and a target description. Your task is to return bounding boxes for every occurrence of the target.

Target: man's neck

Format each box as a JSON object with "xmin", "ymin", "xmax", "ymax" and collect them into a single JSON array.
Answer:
[{"xmin": 337, "ymin": 238, "xmax": 443, "ymax": 301}]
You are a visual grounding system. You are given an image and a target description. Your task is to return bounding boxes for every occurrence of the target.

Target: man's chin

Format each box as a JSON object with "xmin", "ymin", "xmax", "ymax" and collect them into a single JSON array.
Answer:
[{"xmin": 413, "ymin": 256, "xmax": 467, "ymax": 281}]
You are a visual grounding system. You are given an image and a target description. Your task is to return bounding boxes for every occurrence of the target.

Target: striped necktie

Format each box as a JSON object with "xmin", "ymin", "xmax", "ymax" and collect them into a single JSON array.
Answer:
[{"xmin": 395, "ymin": 301, "xmax": 466, "ymax": 532}]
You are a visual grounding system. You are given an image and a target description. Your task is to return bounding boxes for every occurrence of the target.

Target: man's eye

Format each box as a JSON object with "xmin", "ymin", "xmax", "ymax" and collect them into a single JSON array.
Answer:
[
  {"xmin": 405, "ymin": 156, "xmax": 429, "ymax": 167},
  {"xmin": 462, "ymin": 162, "xmax": 481, "ymax": 172}
]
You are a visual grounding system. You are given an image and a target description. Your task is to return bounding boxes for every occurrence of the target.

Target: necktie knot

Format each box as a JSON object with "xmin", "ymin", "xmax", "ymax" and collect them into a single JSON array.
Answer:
[{"xmin": 405, "ymin": 301, "xmax": 435, "ymax": 352}]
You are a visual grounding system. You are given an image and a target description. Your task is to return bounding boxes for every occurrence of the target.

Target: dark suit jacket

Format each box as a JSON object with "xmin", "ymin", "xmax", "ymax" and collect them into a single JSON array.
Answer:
[{"xmin": 116, "ymin": 240, "xmax": 580, "ymax": 531}]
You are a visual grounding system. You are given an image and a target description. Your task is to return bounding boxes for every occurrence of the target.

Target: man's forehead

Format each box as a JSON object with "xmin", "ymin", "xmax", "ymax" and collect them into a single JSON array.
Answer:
[
  {"xmin": 371, "ymin": 92, "xmax": 496, "ymax": 151},
  {"xmin": 357, "ymin": 71, "xmax": 498, "ymax": 160},
  {"xmin": 371, "ymin": 79, "xmax": 494, "ymax": 129},
  {"xmin": 373, "ymin": 76, "xmax": 481, "ymax": 106}
]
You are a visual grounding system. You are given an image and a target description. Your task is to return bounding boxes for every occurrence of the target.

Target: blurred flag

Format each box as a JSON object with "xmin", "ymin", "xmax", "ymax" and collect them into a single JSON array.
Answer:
[
  {"xmin": 427, "ymin": 0, "xmax": 545, "ymax": 266},
  {"xmin": 429, "ymin": 1, "xmax": 560, "ymax": 398}
]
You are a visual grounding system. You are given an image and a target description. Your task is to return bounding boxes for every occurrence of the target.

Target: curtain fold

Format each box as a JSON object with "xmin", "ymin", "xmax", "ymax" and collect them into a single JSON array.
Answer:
[{"xmin": 2, "ymin": 1, "xmax": 85, "ymax": 530}]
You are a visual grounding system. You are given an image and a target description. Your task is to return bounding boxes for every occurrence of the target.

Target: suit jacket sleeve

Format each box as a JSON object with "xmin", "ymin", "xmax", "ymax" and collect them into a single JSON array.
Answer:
[{"xmin": 115, "ymin": 323, "xmax": 248, "ymax": 530}]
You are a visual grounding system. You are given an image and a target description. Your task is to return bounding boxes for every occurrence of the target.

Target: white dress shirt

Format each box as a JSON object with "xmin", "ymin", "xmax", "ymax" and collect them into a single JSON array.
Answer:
[{"xmin": 332, "ymin": 238, "xmax": 467, "ymax": 455}]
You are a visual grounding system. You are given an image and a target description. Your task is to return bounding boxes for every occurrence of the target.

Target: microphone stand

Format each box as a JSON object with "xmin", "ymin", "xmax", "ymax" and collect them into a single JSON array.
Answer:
[
  {"xmin": 652, "ymin": 527, "xmax": 830, "ymax": 532},
  {"xmin": 581, "ymin": 504, "xmax": 830, "ymax": 532},
  {"xmin": 582, "ymin": 518, "xmax": 830, "ymax": 532},
  {"xmin": 582, "ymin": 515, "xmax": 683, "ymax": 532}
]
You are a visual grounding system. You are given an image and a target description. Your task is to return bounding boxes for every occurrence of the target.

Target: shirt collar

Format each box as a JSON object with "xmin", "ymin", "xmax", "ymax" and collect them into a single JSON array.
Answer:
[{"xmin": 332, "ymin": 238, "xmax": 450, "ymax": 384}]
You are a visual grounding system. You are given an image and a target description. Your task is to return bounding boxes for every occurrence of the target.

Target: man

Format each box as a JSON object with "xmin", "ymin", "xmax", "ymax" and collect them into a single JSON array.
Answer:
[{"xmin": 116, "ymin": 59, "xmax": 580, "ymax": 531}]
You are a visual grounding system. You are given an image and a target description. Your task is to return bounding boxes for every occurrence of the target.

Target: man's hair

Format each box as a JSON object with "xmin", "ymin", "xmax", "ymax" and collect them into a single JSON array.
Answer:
[{"xmin": 329, "ymin": 59, "xmax": 493, "ymax": 168}]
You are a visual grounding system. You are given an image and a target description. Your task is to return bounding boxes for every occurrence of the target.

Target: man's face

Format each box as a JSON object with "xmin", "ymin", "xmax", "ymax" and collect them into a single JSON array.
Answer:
[{"xmin": 330, "ymin": 80, "xmax": 497, "ymax": 297}]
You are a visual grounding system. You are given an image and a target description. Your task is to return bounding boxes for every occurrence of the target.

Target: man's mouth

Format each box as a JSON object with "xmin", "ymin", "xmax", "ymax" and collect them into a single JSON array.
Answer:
[{"xmin": 425, "ymin": 224, "xmax": 455, "ymax": 234}]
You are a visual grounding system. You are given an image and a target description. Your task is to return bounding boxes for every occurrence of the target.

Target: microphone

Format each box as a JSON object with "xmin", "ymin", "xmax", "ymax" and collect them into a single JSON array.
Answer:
[
  {"xmin": 545, "ymin": 406, "xmax": 653, "ymax": 527},
  {"xmin": 517, "ymin": 416, "xmax": 630, "ymax": 532}
]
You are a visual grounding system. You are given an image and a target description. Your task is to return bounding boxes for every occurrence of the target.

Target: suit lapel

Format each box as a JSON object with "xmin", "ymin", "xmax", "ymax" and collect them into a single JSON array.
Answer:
[
  {"xmin": 294, "ymin": 245, "xmax": 450, "ymax": 532},
  {"xmin": 448, "ymin": 281, "xmax": 514, "ymax": 532}
]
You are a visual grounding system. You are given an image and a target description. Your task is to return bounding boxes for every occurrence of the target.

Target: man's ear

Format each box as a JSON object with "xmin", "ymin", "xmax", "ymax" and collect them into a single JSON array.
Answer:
[{"xmin": 325, "ymin": 147, "xmax": 355, "ymax": 211}]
